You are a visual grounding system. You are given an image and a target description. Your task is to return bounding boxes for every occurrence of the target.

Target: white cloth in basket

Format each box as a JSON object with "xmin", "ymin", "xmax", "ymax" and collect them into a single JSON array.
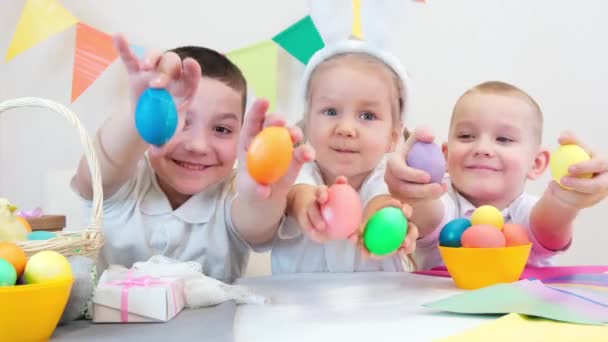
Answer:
[{"xmin": 127, "ymin": 255, "xmax": 268, "ymax": 307}]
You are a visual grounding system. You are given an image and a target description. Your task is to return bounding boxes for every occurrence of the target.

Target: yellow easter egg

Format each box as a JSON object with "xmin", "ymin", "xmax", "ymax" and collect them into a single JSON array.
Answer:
[
  {"xmin": 470, "ymin": 205, "xmax": 504, "ymax": 230},
  {"xmin": 23, "ymin": 251, "xmax": 73, "ymax": 284},
  {"xmin": 550, "ymin": 144, "xmax": 592, "ymax": 190}
]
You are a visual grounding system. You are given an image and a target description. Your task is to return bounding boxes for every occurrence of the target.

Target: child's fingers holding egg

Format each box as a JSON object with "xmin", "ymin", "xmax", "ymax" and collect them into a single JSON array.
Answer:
[
  {"xmin": 568, "ymin": 155, "xmax": 608, "ymax": 177},
  {"xmin": 113, "ymin": 34, "xmax": 140, "ymax": 74},
  {"xmin": 399, "ymin": 222, "xmax": 419, "ymax": 255},
  {"xmin": 315, "ymin": 185, "xmax": 329, "ymax": 206},
  {"xmin": 558, "ymin": 131, "xmax": 597, "ymax": 157},
  {"xmin": 306, "ymin": 203, "xmax": 327, "ymax": 232},
  {"xmin": 261, "ymin": 113, "xmax": 287, "ymax": 129},
  {"xmin": 142, "ymin": 50, "xmax": 162, "ymax": 70},
  {"xmin": 240, "ymin": 99, "xmax": 269, "ymax": 150},
  {"xmin": 562, "ymin": 172, "xmax": 608, "ymax": 195}
]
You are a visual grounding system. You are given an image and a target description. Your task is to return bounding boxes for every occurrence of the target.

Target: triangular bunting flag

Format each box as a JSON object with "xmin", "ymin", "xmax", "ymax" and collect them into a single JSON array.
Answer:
[
  {"xmin": 272, "ymin": 16, "xmax": 324, "ymax": 65},
  {"xmin": 71, "ymin": 23, "xmax": 119, "ymax": 102},
  {"xmin": 227, "ymin": 41, "xmax": 278, "ymax": 112},
  {"xmin": 130, "ymin": 44, "xmax": 146, "ymax": 59},
  {"xmin": 5, "ymin": 0, "xmax": 78, "ymax": 62},
  {"xmin": 351, "ymin": 0, "xmax": 363, "ymax": 39}
]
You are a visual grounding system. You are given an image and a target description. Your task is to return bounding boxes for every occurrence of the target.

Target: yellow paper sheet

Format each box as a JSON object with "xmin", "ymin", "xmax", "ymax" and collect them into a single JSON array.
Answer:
[
  {"xmin": 438, "ymin": 314, "xmax": 608, "ymax": 342},
  {"xmin": 5, "ymin": 0, "xmax": 78, "ymax": 61}
]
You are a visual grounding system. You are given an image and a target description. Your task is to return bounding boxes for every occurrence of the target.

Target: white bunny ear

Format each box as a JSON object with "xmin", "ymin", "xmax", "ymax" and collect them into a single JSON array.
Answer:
[
  {"xmin": 360, "ymin": 0, "xmax": 404, "ymax": 49},
  {"xmin": 309, "ymin": 0, "xmax": 353, "ymax": 46}
]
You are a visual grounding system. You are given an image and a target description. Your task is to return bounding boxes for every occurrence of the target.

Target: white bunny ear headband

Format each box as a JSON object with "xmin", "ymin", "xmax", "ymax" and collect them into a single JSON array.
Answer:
[{"xmin": 302, "ymin": 0, "xmax": 412, "ymax": 121}]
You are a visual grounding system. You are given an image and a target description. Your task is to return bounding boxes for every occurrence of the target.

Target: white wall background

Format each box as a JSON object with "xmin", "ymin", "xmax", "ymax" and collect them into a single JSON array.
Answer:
[{"xmin": 1, "ymin": 0, "xmax": 607, "ymax": 269}]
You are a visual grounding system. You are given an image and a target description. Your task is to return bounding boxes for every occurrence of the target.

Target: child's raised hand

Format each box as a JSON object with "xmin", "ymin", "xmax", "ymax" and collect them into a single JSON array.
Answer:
[
  {"xmin": 113, "ymin": 34, "xmax": 201, "ymax": 114},
  {"xmin": 355, "ymin": 196, "xmax": 419, "ymax": 259},
  {"xmin": 550, "ymin": 131, "xmax": 608, "ymax": 209},
  {"xmin": 236, "ymin": 99, "xmax": 315, "ymax": 202},
  {"xmin": 293, "ymin": 184, "xmax": 334, "ymax": 243},
  {"xmin": 385, "ymin": 127, "xmax": 447, "ymax": 204}
]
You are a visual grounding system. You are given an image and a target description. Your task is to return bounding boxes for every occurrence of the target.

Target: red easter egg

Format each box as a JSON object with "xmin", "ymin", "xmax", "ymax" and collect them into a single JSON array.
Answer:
[
  {"xmin": 502, "ymin": 223, "xmax": 531, "ymax": 246},
  {"xmin": 321, "ymin": 184, "xmax": 362, "ymax": 239},
  {"xmin": 461, "ymin": 224, "xmax": 506, "ymax": 248}
]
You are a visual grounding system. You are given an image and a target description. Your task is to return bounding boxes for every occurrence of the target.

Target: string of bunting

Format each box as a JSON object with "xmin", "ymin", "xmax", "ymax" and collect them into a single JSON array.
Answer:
[{"xmin": 4, "ymin": 0, "xmax": 425, "ymax": 109}]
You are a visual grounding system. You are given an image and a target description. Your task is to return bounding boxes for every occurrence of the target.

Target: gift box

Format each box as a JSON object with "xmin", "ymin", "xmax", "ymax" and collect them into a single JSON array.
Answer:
[
  {"xmin": 27, "ymin": 215, "xmax": 66, "ymax": 232},
  {"xmin": 92, "ymin": 268, "xmax": 185, "ymax": 323}
]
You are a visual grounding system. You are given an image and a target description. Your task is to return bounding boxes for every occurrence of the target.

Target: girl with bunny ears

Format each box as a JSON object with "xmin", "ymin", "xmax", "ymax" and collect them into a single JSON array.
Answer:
[{"xmin": 242, "ymin": 0, "xmax": 419, "ymax": 273}]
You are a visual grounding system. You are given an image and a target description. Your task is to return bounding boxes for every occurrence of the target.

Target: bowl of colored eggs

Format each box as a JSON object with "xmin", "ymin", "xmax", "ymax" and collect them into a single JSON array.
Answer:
[
  {"xmin": 0, "ymin": 242, "xmax": 74, "ymax": 342},
  {"xmin": 438, "ymin": 205, "xmax": 532, "ymax": 290}
]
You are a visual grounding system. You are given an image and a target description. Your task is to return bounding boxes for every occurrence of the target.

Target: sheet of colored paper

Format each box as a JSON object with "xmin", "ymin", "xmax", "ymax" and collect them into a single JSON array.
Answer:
[
  {"xmin": 424, "ymin": 280, "xmax": 608, "ymax": 325},
  {"xmin": 437, "ymin": 313, "xmax": 608, "ymax": 342}
]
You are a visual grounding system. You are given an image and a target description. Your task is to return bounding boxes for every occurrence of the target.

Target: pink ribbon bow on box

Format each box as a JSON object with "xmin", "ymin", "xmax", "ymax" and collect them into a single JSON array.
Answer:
[
  {"xmin": 107, "ymin": 270, "xmax": 179, "ymax": 322},
  {"xmin": 15, "ymin": 207, "xmax": 43, "ymax": 218}
]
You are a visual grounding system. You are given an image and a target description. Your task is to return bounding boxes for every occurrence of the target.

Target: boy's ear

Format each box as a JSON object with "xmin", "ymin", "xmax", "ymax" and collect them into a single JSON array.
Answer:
[
  {"xmin": 441, "ymin": 142, "xmax": 448, "ymax": 159},
  {"xmin": 441, "ymin": 142, "xmax": 449, "ymax": 171},
  {"xmin": 528, "ymin": 148, "xmax": 550, "ymax": 180},
  {"xmin": 389, "ymin": 122, "xmax": 404, "ymax": 152}
]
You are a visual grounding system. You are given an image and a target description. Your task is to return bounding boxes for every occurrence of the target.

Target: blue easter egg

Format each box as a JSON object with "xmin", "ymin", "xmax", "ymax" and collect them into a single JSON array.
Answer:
[
  {"xmin": 135, "ymin": 88, "xmax": 178, "ymax": 146},
  {"xmin": 439, "ymin": 218, "xmax": 471, "ymax": 247},
  {"xmin": 27, "ymin": 231, "xmax": 57, "ymax": 241}
]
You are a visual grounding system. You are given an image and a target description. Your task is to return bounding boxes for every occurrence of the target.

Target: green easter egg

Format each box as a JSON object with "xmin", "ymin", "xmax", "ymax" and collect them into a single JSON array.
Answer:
[
  {"xmin": 363, "ymin": 207, "xmax": 408, "ymax": 256},
  {"xmin": 0, "ymin": 258, "xmax": 17, "ymax": 286},
  {"xmin": 27, "ymin": 231, "xmax": 57, "ymax": 241}
]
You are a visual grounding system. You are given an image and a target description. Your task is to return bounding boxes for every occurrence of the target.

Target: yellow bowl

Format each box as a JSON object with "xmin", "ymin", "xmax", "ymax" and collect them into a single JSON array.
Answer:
[
  {"xmin": 439, "ymin": 244, "xmax": 531, "ymax": 289},
  {"xmin": 0, "ymin": 278, "xmax": 73, "ymax": 342}
]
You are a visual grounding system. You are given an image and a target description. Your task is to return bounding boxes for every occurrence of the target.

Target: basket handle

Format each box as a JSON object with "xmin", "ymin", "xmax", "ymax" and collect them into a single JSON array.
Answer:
[{"xmin": 0, "ymin": 98, "xmax": 103, "ymax": 232}]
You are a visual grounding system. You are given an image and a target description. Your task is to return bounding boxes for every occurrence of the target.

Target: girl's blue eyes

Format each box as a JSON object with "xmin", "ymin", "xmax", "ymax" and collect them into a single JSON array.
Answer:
[
  {"xmin": 322, "ymin": 108, "xmax": 377, "ymax": 121},
  {"xmin": 323, "ymin": 108, "xmax": 338, "ymax": 116},
  {"xmin": 360, "ymin": 112, "xmax": 376, "ymax": 121}
]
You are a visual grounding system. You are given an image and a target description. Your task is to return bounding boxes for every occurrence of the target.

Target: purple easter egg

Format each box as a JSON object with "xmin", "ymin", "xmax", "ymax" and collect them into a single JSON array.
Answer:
[{"xmin": 406, "ymin": 142, "xmax": 446, "ymax": 183}]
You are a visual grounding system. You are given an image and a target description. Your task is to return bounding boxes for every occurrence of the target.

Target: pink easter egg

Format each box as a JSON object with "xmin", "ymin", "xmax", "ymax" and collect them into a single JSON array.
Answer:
[
  {"xmin": 461, "ymin": 224, "xmax": 506, "ymax": 248},
  {"xmin": 502, "ymin": 223, "xmax": 531, "ymax": 247},
  {"xmin": 321, "ymin": 184, "xmax": 363, "ymax": 240}
]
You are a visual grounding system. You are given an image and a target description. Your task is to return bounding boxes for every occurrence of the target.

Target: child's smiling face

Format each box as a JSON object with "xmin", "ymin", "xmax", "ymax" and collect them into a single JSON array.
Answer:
[{"xmin": 445, "ymin": 91, "xmax": 548, "ymax": 208}]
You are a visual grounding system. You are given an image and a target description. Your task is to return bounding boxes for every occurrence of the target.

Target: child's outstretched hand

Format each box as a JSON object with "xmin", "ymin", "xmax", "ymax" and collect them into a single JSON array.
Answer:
[
  {"xmin": 113, "ymin": 34, "xmax": 201, "ymax": 117},
  {"xmin": 550, "ymin": 132, "xmax": 608, "ymax": 209},
  {"xmin": 291, "ymin": 176, "xmax": 355, "ymax": 243},
  {"xmin": 236, "ymin": 99, "xmax": 315, "ymax": 203},
  {"xmin": 385, "ymin": 127, "xmax": 448, "ymax": 204},
  {"xmin": 355, "ymin": 196, "xmax": 419, "ymax": 259}
]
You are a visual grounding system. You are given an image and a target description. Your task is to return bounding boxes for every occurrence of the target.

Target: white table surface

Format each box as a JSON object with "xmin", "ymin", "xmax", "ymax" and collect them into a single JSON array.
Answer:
[
  {"xmin": 235, "ymin": 272, "xmax": 494, "ymax": 342},
  {"xmin": 53, "ymin": 272, "xmax": 495, "ymax": 341}
]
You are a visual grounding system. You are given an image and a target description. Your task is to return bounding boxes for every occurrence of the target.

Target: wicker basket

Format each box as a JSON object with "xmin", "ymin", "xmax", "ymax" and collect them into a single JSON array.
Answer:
[{"xmin": 0, "ymin": 97, "xmax": 104, "ymax": 260}]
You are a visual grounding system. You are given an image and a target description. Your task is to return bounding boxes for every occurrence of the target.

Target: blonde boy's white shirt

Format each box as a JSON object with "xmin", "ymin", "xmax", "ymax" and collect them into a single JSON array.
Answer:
[
  {"xmin": 73, "ymin": 155, "xmax": 250, "ymax": 284},
  {"xmin": 271, "ymin": 156, "xmax": 406, "ymax": 274},
  {"xmin": 414, "ymin": 178, "xmax": 563, "ymax": 270}
]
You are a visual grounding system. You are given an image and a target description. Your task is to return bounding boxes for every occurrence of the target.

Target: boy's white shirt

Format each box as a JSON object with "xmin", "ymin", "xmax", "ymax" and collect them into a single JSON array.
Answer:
[
  {"xmin": 414, "ymin": 178, "xmax": 565, "ymax": 270},
  {"xmin": 72, "ymin": 155, "xmax": 250, "ymax": 284},
  {"xmin": 270, "ymin": 156, "xmax": 406, "ymax": 274}
]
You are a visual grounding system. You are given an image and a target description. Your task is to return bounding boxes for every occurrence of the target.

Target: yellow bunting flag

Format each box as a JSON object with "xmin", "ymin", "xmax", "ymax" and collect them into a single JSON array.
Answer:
[
  {"xmin": 227, "ymin": 41, "xmax": 278, "ymax": 112},
  {"xmin": 5, "ymin": 0, "xmax": 78, "ymax": 62},
  {"xmin": 351, "ymin": 0, "xmax": 363, "ymax": 39}
]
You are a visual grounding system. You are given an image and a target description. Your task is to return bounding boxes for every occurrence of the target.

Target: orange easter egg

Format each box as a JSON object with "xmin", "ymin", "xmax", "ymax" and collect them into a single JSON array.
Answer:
[
  {"xmin": 502, "ymin": 223, "xmax": 531, "ymax": 247},
  {"xmin": 16, "ymin": 216, "xmax": 32, "ymax": 232},
  {"xmin": 0, "ymin": 242, "xmax": 27, "ymax": 277},
  {"xmin": 247, "ymin": 126, "xmax": 293, "ymax": 185},
  {"xmin": 461, "ymin": 224, "xmax": 506, "ymax": 248}
]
